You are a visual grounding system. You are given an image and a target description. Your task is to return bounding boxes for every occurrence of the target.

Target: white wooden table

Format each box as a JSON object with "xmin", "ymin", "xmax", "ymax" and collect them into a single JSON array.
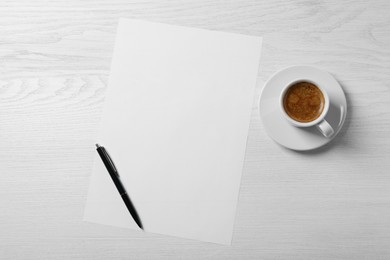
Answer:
[{"xmin": 1, "ymin": 0, "xmax": 389, "ymax": 259}]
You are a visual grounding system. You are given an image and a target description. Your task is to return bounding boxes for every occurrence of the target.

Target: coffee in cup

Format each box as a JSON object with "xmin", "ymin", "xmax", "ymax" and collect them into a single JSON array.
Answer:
[{"xmin": 283, "ymin": 81, "xmax": 325, "ymax": 123}]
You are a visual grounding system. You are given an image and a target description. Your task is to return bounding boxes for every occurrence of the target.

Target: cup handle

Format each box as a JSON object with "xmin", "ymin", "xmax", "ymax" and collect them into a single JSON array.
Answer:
[{"xmin": 316, "ymin": 119, "xmax": 334, "ymax": 138}]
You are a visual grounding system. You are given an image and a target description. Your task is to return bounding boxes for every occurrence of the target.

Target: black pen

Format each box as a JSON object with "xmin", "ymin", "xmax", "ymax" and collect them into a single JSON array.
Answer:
[{"xmin": 95, "ymin": 144, "xmax": 143, "ymax": 230}]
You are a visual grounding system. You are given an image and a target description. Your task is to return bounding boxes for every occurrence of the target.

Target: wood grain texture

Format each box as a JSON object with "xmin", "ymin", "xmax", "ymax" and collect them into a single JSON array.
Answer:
[{"xmin": 1, "ymin": 0, "xmax": 390, "ymax": 259}]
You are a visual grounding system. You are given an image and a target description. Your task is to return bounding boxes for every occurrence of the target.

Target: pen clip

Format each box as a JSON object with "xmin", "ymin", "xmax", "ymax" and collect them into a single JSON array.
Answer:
[{"xmin": 104, "ymin": 149, "xmax": 119, "ymax": 176}]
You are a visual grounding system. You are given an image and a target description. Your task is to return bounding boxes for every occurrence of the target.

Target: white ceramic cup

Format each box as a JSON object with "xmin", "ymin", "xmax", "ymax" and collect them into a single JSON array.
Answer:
[{"xmin": 279, "ymin": 79, "xmax": 334, "ymax": 138}]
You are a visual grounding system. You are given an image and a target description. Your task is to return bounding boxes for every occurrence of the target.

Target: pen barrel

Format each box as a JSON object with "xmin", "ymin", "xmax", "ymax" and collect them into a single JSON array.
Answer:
[
  {"xmin": 111, "ymin": 175, "xmax": 127, "ymax": 195},
  {"xmin": 97, "ymin": 147, "xmax": 127, "ymax": 195}
]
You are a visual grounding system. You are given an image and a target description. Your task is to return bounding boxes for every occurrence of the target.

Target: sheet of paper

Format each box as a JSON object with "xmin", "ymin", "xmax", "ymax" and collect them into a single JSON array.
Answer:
[{"xmin": 84, "ymin": 18, "xmax": 262, "ymax": 245}]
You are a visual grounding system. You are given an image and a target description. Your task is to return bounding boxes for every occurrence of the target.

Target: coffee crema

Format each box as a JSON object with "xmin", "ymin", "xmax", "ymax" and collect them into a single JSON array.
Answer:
[{"xmin": 283, "ymin": 81, "xmax": 325, "ymax": 123}]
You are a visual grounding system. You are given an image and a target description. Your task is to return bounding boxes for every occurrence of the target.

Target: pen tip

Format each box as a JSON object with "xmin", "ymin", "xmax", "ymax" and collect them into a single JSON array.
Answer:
[
  {"xmin": 96, "ymin": 144, "xmax": 100, "ymax": 148},
  {"xmin": 138, "ymin": 222, "xmax": 144, "ymax": 230}
]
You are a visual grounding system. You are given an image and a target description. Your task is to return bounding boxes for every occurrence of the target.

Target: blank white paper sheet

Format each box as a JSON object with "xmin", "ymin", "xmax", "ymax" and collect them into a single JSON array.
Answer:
[{"xmin": 84, "ymin": 18, "xmax": 262, "ymax": 245}]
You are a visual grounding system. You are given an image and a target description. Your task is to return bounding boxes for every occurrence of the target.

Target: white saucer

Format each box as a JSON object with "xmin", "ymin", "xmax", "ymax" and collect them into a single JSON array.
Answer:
[{"xmin": 259, "ymin": 66, "xmax": 347, "ymax": 151}]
